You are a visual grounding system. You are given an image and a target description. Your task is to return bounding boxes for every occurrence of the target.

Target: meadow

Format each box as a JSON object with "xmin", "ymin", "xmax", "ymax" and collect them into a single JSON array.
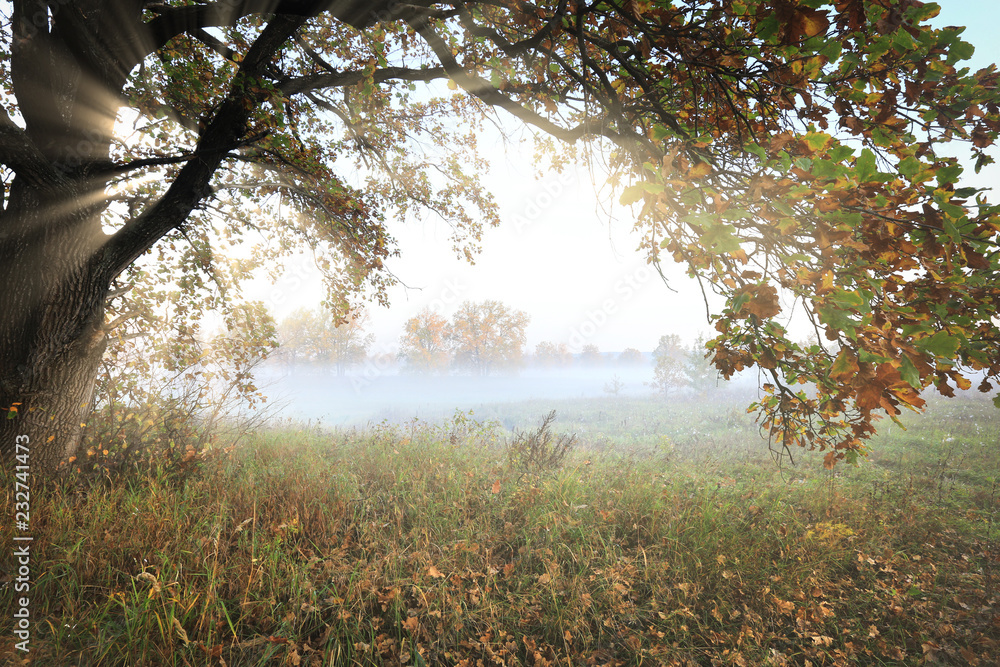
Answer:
[{"xmin": 1, "ymin": 393, "xmax": 998, "ymax": 666}]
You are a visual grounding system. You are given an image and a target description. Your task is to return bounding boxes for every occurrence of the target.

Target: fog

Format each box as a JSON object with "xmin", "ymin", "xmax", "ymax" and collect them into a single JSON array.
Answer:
[{"xmin": 255, "ymin": 364, "xmax": 672, "ymax": 426}]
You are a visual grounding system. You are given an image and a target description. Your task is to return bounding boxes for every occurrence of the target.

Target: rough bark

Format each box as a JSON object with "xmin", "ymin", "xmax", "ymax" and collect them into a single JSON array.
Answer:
[{"xmin": 0, "ymin": 184, "xmax": 110, "ymax": 474}]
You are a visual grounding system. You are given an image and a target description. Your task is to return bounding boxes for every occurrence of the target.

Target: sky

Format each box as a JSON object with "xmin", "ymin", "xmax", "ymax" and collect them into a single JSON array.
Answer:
[{"xmin": 255, "ymin": 1, "xmax": 1000, "ymax": 358}]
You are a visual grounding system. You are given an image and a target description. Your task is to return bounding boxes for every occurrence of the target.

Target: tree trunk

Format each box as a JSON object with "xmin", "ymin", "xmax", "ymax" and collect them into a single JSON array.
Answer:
[{"xmin": 0, "ymin": 182, "xmax": 109, "ymax": 476}]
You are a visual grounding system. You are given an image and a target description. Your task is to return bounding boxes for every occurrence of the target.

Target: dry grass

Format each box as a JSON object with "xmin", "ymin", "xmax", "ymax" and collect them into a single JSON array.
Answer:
[{"xmin": 1, "ymin": 399, "xmax": 998, "ymax": 666}]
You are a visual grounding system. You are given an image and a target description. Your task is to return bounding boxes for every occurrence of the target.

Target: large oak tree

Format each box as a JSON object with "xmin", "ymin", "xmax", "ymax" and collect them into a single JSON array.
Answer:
[{"xmin": 1, "ymin": 0, "xmax": 999, "ymax": 475}]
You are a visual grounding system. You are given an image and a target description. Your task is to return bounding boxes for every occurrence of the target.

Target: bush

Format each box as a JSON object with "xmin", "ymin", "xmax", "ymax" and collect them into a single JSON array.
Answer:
[
  {"xmin": 506, "ymin": 410, "xmax": 576, "ymax": 476},
  {"xmin": 75, "ymin": 300, "xmax": 277, "ymax": 482}
]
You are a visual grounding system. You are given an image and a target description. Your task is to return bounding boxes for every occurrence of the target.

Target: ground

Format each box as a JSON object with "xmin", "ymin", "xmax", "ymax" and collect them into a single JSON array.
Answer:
[{"xmin": 1, "ymin": 393, "xmax": 998, "ymax": 665}]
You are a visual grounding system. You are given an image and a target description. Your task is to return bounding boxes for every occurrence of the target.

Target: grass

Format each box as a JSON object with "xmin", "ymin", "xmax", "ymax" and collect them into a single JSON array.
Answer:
[{"xmin": 1, "ymin": 394, "xmax": 998, "ymax": 666}]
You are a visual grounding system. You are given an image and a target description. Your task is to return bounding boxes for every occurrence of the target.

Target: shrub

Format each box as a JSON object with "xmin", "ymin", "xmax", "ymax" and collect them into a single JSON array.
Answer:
[{"xmin": 506, "ymin": 410, "xmax": 576, "ymax": 476}]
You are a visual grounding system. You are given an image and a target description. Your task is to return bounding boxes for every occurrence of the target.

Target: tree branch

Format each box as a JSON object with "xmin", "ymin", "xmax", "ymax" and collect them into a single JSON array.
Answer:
[
  {"xmin": 279, "ymin": 65, "xmax": 448, "ymax": 96},
  {"xmin": 144, "ymin": 0, "xmax": 398, "ymax": 58},
  {"xmin": 408, "ymin": 16, "xmax": 589, "ymax": 145},
  {"xmin": 100, "ymin": 12, "xmax": 311, "ymax": 283},
  {"xmin": 0, "ymin": 108, "xmax": 65, "ymax": 188}
]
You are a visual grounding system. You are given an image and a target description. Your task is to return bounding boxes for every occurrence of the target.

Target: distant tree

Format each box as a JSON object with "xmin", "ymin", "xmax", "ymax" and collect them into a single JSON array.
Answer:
[
  {"xmin": 450, "ymin": 300, "xmax": 529, "ymax": 376},
  {"xmin": 686, "ymin": 334, "xmax": 718, "ymax": 395},
  {"xmin": 650, "ymin": 334, "xmax": 688, "ymax": 396},
  {"xmin": 399, "ymin": 308, "xmax": 451, "ymax": 374},
  {"xmin": 534, "ymin": 341, "xmax": 573, "ymax": 368},
  {"xmin": 580, "ymin": 344, "xmax": 605, "ymax": 366},
  {"xmin": 276, "ymin": 308, "xmax": 326, "ymax": 371},
  {"xmin": 603, "ymin": 374, "xmax": 625, "ymax": 397},
  {"xmin": 328, "ymin": 310, "xmax": 376, "ymax": 377},
  {"xmin": 277, "ymin": 307, "xmax": 372, "ymax": 376},
  {"xmin": 617, "ymin": 348, "xmax": 646, "ymax": 366}
]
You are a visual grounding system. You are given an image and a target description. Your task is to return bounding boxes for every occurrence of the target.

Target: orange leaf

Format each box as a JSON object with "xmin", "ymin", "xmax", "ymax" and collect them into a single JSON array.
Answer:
[
  {"xmin": 828, "ymin": 348, "xmax": 859, "ymax": 382},
  {"xmin": 491, "ymin": 479, "xmax": 501, "ymax": 494},
  {"xmin": 427, "ymin": 565, "xmax": 445, "ymax": 578},
  {"xmin": 688, "ymin": 160, "xmax": 712, "ymax": 179}
]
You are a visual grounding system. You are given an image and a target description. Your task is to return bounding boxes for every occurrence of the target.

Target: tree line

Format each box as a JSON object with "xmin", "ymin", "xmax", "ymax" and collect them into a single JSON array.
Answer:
[{"xmin": 275, "ymin": 301, "xmax": 717, "ymax": 390}]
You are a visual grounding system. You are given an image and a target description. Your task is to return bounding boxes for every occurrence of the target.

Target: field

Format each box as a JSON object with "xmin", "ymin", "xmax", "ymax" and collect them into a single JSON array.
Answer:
[{"xmin": 1, "ymin": 393, "xmax": 998, "ymax": 666}]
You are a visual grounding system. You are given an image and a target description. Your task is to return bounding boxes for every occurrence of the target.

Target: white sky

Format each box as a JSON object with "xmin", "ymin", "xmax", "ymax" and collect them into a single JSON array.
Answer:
[{"xmin": 256, "ymin": 1, "xmax": 1000, "ymax": 356}]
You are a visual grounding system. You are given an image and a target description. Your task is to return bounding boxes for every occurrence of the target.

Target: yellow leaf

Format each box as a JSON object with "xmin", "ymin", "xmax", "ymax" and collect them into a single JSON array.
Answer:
[
  {"xmin": 688, "ymin": 161, "xmax": 712, "ymax": 179},
  {"xmin": 447, "ymin": 79, "xmax": 458, "ymax": 91}
]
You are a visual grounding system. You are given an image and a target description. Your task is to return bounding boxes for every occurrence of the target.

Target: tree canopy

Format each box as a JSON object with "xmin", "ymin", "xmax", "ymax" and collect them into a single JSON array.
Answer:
[
  {"xmin": 1, "ymin": 0, "xmax": 999, "ymax": 472},
  {"xmin": 449, "ymin": 299, "xmax": 530, "ymax": 375}
]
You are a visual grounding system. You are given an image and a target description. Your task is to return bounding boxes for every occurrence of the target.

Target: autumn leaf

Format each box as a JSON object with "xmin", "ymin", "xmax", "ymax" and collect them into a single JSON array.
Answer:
[
  {"xmin": 688, "ymin": 160, "xmax": 712, "ymax": 179},
  {"xmin": 735, "ymin": 285, "xmax": 781, "ymax": 320},
  {"xmin": 829, "ymin": 348, "xmax": 859, "ymax": 382},
  {"xmin": 427, "ymin": 565, "xmax": 445, "ymax": 578},
  {"xmin": 491, "ymin": 479, "xmax": 501, "ymax": 494}
]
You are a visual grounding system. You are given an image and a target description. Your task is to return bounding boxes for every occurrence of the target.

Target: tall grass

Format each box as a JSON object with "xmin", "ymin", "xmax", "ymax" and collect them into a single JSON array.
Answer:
[{"xmin": 1, "ymin": 397, "xmax": 997, "ymax": 665}]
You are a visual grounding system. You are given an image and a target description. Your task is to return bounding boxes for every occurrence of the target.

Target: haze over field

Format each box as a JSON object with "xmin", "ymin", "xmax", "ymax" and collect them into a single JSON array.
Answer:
[{"xmin": 257, "ymin": 364, "xmax": 658, "ymax": 424}]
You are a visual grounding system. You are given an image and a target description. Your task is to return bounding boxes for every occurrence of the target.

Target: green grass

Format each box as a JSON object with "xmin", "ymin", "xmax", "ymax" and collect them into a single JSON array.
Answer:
[{"xmin": 2, "ymin": 395, "xmax": 998, "ymax": 665}]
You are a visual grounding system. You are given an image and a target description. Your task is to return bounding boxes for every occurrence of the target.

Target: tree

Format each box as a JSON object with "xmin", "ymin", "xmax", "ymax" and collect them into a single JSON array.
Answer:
[
  {"xmin": 686, "ymin": 334, "xmax": 718, "ymax": 395},
  {"xmin": 326, "ymin": 309, "xmax": 375, "ymax": 376},
  {"xmin": 449, "ymin": 300, "xmax": 529, "ymax": 376},
  {"xmin": 275, "ymin": 308, "xmax": 325, "ymax": 370},
  {"xmin": 399, "ymin": 307, "xmax": 450, "ymax": 374},
  {"xmin": 533, "ymin": 341, "xmax": 573, "ymax": 368},
  {"xmin": 580, "ymin": 344, "xmax": 605, "ymax": 366},
  {"xmin": 276, "ymin": 307, "xmax": 372, "ymax": 376},
  {"xmin": 651, "ymin": 334, "xmax": 688, "ymax": 396},
  {"xmin": 603, "ymin": 374, "xmax": 625, "ymax": 397},
  {"xmin": 3, "ymin": 1, "xmax": 1000, "ymax": 474},
  {"xmin": 617, "ymin": 348, "xmax": 646, "ymax": 366}
]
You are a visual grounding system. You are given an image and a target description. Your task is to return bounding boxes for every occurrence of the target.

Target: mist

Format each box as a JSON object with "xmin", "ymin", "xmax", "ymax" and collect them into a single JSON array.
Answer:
[{"xmin": 253, "ymin": 360, "xmax": 761, "ymax": 428}]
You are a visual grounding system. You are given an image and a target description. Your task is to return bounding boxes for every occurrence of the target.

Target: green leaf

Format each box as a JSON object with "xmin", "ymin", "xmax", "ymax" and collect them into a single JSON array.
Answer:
[
  {"xmin": 947, "ymin": 39, "xmax": 975, "ymax": 65},
  {"xmin": 898, "ymin": 156, "xmax": 921, "ymax": 179},
  {"xmin": 804, "ymin": 131, "xmax": 832, "ymax": 152},
  {"xmin": 856, "ymin": 148, "xmax": 877, "ymax": 183},
  {"xmin": 701, "ymin": 223, "xmax": 743, "ymax": 253},
  {"xmin": 936, "ymin": 163, "xmax": 962, "ymax": 187},
  {"xmin": 620, "ymin": 184, "xmax": 646, "ymax": 205},
  {"xmin": 943, "ymin": 218, "xmax": 961, "ymax": 244},
  {"xmin": 914, "ymin": 331, "xmax": 961, "ymax": 359},
  {"xmin": 899, "ymin": 355, "xmax": 921, "ymax": 389},
  {"xmin": 820, "ymin": 40, "xmax": 843, "ymax": 61},
  {"xmin": 892, "ymin": 29, "xmax": 916, "ymax": 53},
  {"xmin": 811, "ymin": 158, "xmax": 838, "ymax": 180},
  {"xmin": 745, "ymin": 143, "xmax": 766, "ymax": 161},
  {"xmin": 828, "ymin": 144, "xmax": 854, "ymax": 163},
  {"xmin": 817, "ymin": 304, "xmax": 857, "ymax": 339}
]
